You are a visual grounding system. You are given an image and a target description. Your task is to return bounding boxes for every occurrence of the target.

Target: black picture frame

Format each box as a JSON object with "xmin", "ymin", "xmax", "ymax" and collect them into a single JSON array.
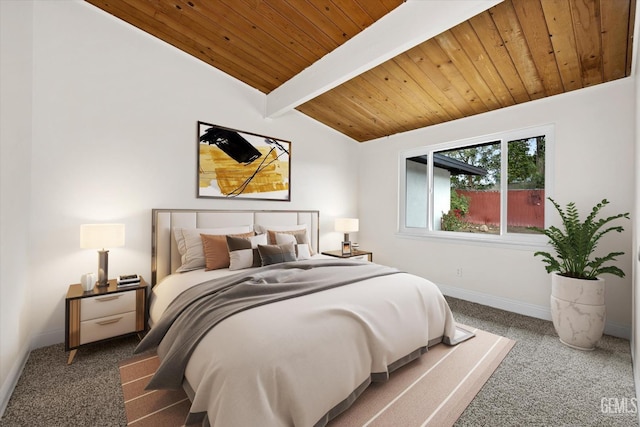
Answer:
[{"xmin": 197, "ymin": 121, "xmax": 291, "ymax": 201}]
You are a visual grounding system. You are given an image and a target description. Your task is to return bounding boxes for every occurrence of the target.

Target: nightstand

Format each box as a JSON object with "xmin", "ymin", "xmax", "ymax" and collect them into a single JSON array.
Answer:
[
  {"xmin": 65, "ymin": 278, "xmax": 148, "ymax": 364},
  {"xmin": 321, "ymin": 249, "xmax": 373, "ymax": 262}
]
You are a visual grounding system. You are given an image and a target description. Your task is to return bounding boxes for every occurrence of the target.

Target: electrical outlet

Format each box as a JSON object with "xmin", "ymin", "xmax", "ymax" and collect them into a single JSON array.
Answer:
[{"xmin": 456, "ymin": 268, "xmax": 463, "ymax": 277}]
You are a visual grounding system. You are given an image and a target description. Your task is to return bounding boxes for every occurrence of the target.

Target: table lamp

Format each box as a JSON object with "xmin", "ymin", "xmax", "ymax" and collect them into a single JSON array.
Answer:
[
  {"xmin": 335, "ymin": 218, "xmax": 359, "ymax": 244},
  {"xmin": 80, "ymin": 223, "xmax": 125, "ymax": 287}
]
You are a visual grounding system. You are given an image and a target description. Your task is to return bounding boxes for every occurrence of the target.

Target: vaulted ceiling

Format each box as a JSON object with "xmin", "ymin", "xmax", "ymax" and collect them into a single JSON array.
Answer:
[{"xmin": 86, "ymin": 0, "xmax": 636, "ymax": 142}]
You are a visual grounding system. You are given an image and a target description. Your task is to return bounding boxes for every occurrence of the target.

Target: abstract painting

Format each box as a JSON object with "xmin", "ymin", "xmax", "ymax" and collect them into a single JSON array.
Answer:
[{"xmin": 197, "ymin": 121, "xmax": 291, "ymax": 201}]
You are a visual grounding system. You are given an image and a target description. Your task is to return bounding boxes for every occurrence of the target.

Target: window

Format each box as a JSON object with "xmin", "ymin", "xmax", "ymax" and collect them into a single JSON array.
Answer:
[{"xmin": 399, "ymin": 125, "xmax": 553, "ymax": 244}]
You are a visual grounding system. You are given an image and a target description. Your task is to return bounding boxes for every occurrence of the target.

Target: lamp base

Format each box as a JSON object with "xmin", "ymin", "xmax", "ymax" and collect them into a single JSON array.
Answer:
[
  {"xmin": 341, "ymin": 241, "xmax": 352, "ymax": 255},
  {"xmin": 97, "ymin": 249, "xmax": 109, "ymax": 287}
]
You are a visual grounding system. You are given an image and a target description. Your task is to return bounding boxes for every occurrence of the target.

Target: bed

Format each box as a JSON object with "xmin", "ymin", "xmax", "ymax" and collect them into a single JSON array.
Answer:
[{"xmin": 138, "ymin": 209, "xmax": 469, "ymax": 426}]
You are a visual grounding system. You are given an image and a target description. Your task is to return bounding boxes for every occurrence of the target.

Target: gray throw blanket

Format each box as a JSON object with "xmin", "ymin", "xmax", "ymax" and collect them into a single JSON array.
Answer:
[{"xmin": 136, "ymin": 259, "xmax": 401, "ymax": 390}]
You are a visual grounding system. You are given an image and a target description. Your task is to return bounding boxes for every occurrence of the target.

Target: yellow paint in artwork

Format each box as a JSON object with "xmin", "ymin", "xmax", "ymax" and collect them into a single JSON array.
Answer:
[
  {"xmin": 199, "ymin": 145, "xmax": 218, "ymax": 187},
  {"xmin": 199, "ymin": 145, "xmax": 289, "ymax": 195}
]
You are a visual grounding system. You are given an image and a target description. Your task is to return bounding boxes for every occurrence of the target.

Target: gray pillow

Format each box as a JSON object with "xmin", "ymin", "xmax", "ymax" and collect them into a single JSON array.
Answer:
[{"xmin": 257, "ymin": 243, "xmax": 296, "ymax": 266}]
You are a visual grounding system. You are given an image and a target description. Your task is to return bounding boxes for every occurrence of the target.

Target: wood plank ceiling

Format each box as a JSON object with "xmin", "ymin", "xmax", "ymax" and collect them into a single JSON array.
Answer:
[{"xmin": 86, "ymin": 0, "xmax": 635, "ymax": 142}]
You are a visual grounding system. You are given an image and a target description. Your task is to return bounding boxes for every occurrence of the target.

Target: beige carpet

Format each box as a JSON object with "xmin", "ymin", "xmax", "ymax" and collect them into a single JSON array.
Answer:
[{"xmin": 119, "ymin": 327, "xmax": 514, "ymax": 426}]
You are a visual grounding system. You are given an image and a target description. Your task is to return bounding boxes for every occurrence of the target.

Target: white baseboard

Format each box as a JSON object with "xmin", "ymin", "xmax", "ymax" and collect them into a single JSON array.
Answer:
[
  {"xmin": 30, "ymin": 328, "xmax": 64, "ymax": 350},
  {"xmin": 0, "ymin": 341, "xmax": 30, "ymax": 418},
  {"xmin": 0, "ymin": 328, "xmax": 65, "ymax": 417},
  {"xmin": 437, "ymin": 283, "xmax": 631, "ymax": 340},
  {"xmin": 605, "ymin": 320, "xmax": 633, "ymax": 341}
]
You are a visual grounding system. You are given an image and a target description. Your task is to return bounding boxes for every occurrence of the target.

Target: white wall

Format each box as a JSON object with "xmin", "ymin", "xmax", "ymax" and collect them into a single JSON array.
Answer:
[
  {"xmin": 358, "ymin": 78, "xmax": 635, "ymax": 336},
  {"xmin": 0, "ymin": 0, "xmax": 361, "ymax": 407},
  {"xmin": 0, "ymin": 0, "xmax": 34, "ymax": 414}
]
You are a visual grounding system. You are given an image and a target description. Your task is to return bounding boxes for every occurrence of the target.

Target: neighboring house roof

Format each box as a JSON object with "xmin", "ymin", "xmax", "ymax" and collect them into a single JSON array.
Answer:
[{"xmin": 408, "ymin": 154, "xmax": 487, "ymax": 176}]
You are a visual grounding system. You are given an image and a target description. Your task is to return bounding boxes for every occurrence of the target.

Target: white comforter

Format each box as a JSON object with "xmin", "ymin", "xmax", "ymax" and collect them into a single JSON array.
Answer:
[{"xmin": 148, "ymin": 259, "xmax": 457, "ymax": 426}]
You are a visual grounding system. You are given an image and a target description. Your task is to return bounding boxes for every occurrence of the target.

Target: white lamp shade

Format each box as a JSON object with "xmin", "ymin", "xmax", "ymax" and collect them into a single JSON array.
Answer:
[
  {"xmin": 335, "ymin": 218, "xmax": 359, "ymax": 233},
  {"xmin": 80, "ymin": 224, "xmax": 125, "ymax": 249}
]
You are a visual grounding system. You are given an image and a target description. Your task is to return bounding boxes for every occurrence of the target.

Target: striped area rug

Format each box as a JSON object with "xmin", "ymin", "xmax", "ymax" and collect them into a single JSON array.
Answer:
[
  {"xmin": 119, "ymin": 352, "xmax": 190, "ymax": 426},
  {"xmin": 119, "ymin": 327, "xmax": 514, "ymax": 426}
]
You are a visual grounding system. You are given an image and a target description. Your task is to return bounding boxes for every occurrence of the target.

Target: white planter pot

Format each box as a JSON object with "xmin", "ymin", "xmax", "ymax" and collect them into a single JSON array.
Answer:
[{"xmin": 550, "ymin": 272, "xmax": 605, "ymax": 350}]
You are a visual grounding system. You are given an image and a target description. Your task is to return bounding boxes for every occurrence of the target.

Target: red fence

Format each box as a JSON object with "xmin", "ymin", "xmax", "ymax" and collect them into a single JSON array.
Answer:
[{"xmin": 457, "ymin": 189, "xmax": 545, "ymax": 228}]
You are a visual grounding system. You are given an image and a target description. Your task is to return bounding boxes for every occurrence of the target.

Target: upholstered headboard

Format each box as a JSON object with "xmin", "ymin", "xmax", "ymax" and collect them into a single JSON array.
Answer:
[{"xmin": 151, "ymin": 209, "xmax": 320, "ymax": 285}]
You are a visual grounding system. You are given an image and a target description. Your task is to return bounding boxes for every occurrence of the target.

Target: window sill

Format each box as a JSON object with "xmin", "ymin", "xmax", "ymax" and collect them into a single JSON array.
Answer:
[{"xmin": 396, "ymin": 230, "xmax": 549, "ymax": 251}]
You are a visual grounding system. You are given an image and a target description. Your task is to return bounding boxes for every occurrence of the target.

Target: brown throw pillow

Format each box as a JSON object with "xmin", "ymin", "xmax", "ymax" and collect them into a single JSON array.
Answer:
[{"xmin": 201, "ymin": 231, "xmax": 254, "ymax": 270}]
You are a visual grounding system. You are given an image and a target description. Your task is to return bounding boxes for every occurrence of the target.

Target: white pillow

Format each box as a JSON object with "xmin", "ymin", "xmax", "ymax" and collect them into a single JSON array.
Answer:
[
  {"xmin": 275, "ymin": 233, "xmax": 311, "ymax": 260},
  {"xmin": 174, "ymin": 226, "xmax": 252, "ymax": 272},
  {"xmin": 295, "ymin": 244, "xmax": 311, "ymax": 260}
]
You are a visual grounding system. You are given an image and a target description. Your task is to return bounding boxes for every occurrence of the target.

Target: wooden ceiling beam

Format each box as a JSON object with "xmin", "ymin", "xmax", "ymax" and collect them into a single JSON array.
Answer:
[{"xmin": 265, "ymin": 0, "xmax": 502, "ymax": 119}]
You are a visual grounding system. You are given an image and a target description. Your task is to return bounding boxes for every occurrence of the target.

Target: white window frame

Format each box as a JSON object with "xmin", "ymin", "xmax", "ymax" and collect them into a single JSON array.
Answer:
[{"xmin": 398, "ymin": 124, "xmax": 555, "ymax": 248}]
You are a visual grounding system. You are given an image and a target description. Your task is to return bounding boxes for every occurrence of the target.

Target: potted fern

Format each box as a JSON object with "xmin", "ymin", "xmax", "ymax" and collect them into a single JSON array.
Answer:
[{"xmin": 530, "ymin": 198, "xmax": 629, "ymax": 350}]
